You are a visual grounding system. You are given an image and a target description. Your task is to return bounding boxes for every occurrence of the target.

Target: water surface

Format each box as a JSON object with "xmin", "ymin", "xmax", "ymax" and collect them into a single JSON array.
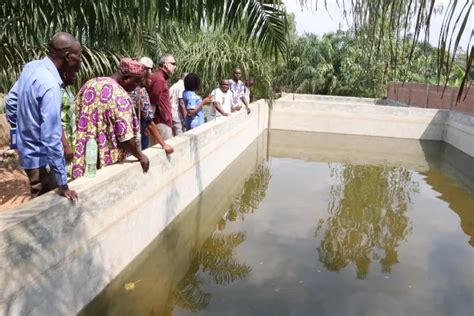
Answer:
[{"xmin": 81, "ymin": 131, "xmax": 474, "ymax": 316}]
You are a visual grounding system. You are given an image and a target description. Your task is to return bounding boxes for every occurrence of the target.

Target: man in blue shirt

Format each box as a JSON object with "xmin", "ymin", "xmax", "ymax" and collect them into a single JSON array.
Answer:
[
  {"xmin": 14, "ymin": 32, "xmax": 82, "ymax": 201},
  {"xmin": 5, "ymin": 81, "xmax": 18, "ymax": 127}
]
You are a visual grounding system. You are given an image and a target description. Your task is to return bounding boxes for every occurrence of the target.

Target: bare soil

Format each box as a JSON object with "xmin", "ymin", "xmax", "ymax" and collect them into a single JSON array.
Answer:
[{"xmin": 0, "ymin": 146, "xmax": 30, "ymax": 212}]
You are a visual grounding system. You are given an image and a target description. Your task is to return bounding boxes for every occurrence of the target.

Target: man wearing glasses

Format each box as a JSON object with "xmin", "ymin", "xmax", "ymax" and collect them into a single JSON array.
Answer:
[
  {"xmin": 148, "ymin": 54, "xmax": 177, "ymax": 140},
  {"xmin": 229, "ymin": 67, "xmax": 251, "ymax": 114}
]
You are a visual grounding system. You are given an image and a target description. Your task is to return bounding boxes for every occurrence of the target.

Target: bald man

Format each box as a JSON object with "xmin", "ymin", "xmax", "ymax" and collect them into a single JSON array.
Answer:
[{"xmin": 14, "ymin": 32, "xmax": 82, "ymax": 201}]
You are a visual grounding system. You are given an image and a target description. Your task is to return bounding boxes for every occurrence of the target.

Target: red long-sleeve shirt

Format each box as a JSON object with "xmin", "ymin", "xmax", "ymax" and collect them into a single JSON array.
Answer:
[{"xmin": 148, "ymin": 68, "xmax": 172, "ymax": 127}]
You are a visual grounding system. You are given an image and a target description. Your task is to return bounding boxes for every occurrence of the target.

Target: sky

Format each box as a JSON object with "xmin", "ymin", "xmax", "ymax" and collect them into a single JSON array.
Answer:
[{"xmin": 284, "ymin": 0, "xmax": 473, "ymax": 51}]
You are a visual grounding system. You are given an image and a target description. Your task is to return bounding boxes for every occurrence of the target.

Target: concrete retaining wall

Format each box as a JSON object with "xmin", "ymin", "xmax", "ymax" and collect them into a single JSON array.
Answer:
[
  {"xmin": 0, "ymin": 100, "xmax": 269, "ymax": 315},
  {"xmin": 445, "ymin": 111, "xmax": 474, "ymax": 157},
  {"xmin": 279, "ymin": 93, "xmax": 399, "ymax": 106},
  {"xmin": 271, "ymin": 94, "xmax": 473, "ymax": 157}
]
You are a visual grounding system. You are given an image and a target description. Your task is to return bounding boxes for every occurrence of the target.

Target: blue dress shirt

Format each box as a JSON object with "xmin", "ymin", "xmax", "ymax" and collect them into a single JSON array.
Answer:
[
  {"xmin": 5, "ymin": 81, "xmax": 19, "ymax": 127},
  {"xmin": 16, "ymin": 57, "xmax": 68, "ymax": 186}
]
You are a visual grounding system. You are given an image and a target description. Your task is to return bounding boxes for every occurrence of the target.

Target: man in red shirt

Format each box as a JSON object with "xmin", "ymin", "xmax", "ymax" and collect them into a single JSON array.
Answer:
[{"xmin": 148, "ymin": 54, "xmax": 177, "ymax": 140}]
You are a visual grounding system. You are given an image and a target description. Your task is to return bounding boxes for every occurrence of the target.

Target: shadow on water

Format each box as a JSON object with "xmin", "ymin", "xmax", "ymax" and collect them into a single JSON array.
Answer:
[
  {"xmin": 315, "ymin": 164, "xmax": 417, "ymax": 279},
  {"xmin": 79, "ymin": 133, "xmax": 271, "ymax": 316},
  {"xmin": 419, "ymin": 140, "xmax": 474, "ymax": 247}
]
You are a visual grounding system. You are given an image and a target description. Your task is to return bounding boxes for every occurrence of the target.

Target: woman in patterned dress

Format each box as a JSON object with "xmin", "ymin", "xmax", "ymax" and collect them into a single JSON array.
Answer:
[{"xmin": 71, "ymin": 58, "xmax": 150, "ymax": 179}]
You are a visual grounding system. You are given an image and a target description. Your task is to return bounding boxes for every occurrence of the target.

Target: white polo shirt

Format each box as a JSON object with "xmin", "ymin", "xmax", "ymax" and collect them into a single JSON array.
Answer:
[{"xmin": 208, "ymin": 88, "xmax": 232, "ymax": 121}]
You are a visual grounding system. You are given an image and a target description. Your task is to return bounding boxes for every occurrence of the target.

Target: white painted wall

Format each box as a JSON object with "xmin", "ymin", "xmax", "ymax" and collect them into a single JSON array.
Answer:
[
  {"xmin": 445, "ymin": 111, "xmax": 474, "ymax": 157},
  {"xmin": 272, "ymin": 94, "xmax": 473, "ymax": 157}
]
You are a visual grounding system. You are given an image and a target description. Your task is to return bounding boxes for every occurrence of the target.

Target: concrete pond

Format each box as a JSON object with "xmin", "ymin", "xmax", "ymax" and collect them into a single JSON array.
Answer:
[{"xmin": 1, "ymin": 94, "xmax": 473, "ymax": 315}]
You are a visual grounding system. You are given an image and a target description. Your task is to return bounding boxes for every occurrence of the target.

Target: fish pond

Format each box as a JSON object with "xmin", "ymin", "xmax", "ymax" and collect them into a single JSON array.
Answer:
[{"xmin": 81, "ymin": 130, "xmax": 474, "ymax": 316}]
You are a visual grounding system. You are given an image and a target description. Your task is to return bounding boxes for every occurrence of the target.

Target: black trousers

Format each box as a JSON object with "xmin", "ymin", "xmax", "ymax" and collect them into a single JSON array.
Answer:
[{"xmin": 25, "ymin": 166, "xmax": 57, "ymax": 198}]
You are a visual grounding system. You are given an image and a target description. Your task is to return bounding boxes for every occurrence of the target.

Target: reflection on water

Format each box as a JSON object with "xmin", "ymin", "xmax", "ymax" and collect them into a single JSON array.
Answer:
[
  {"xmin": 419, "ymin": 140, "xmax": 474, "ymax": 247},
  {"xmin": 316, "ymin": 164, "xmax": 417, "ymax": 279},
  {"xmin": 421, "ymin": 168, "xmax": 474, "ymax": 246},
  {"xmin": 171, "ymin": 164, "xmax": 271, "ymax": 313},
  {"xmin": 219, "ymin": 164, "xmax": 272, "ymax": 230},
  {"xmin": 82, "ymin": 131, "xmax": 474, "ymax": 316},
  {"xmin": 171, "ymin": 232, "xmax": 250, "ymax": 313}
]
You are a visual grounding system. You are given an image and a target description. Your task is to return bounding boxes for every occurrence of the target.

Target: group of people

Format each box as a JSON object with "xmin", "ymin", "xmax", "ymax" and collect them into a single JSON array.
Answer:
[{"xmin": 4, "ymin": 32, "xmax": 254, "ymax": 201}]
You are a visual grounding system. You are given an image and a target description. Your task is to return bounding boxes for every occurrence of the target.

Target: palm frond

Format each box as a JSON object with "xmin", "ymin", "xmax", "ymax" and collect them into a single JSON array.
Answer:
[
  {"xmin": 0, "ymin": 0, "xmax": 289, "ymax": 93},
  {"xmin": 291, "ymin": 0, "xmax": 473, "ymax": 97}
]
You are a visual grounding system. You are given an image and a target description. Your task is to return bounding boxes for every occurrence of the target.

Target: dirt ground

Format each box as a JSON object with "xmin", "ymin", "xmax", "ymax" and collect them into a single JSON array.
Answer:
[{"xmin": 0, "ymin": 146, "xmax": 30, "ymax": 212}]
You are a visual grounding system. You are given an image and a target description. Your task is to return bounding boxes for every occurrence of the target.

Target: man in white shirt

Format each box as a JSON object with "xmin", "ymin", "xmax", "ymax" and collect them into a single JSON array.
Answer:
[
  {"xmin": 169, "ymin": 73, "xmax": 187, "ymax": 135},
  {"xmin": 208, "ymin": 79, "xmax": 233, "ymax": 121}
]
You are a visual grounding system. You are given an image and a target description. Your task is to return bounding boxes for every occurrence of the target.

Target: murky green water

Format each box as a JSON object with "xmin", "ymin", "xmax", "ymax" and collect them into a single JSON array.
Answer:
[{"xmin": 81, "ymin": 131, "xmax": 474, "ymax": 316}]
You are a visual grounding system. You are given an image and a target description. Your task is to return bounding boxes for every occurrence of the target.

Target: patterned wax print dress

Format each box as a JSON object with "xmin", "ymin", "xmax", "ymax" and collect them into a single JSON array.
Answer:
[
  {"xmin": 72, "ymin": 77, "xmax": 139, "ymax": 179},
  {"xmin": 129, "ymin": 87, "xmax": 154, "ymax": 150}
]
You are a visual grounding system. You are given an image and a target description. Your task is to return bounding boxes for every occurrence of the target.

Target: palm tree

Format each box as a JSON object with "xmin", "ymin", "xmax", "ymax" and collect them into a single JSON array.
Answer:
[
  {"xmin": 294, "ymin": 0, "xmax": 473, "ymax": 98},
  {"xmin": 0, "ymin": 0, "xmax": 289, "ymax": 92},
  {"xmin": 166, "ymin": 27, "xmax": 275, "ymax": 98}
]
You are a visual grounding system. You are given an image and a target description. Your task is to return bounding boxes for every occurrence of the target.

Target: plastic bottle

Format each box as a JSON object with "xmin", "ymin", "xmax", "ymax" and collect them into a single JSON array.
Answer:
[
  {"xmin": 9, "ymin": 127, "xmax": 17, "ymax": 149},
  {"xmin": 85, "ymin": 138, "xmax": 98, "ymax": 178}
]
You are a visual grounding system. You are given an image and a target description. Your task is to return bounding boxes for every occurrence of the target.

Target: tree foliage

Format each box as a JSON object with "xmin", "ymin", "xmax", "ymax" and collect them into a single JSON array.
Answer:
[
  {"xmin": 165, "ymin": 27, "xmax": 274, "ymax": 100},
  {"xmin": 0, "ymin": 0, "xmax": 288, "ymax": 93},
  {"xmin": 294, "ymin": 0, "xmax": 473, "ymax": 98},
  {"xmin": 1, "ymin": 1, "xmax": 471, "ymax": 98},
  {"xmin": 273, "ymin": 30, "xmax": 467, "ymax": 98}
]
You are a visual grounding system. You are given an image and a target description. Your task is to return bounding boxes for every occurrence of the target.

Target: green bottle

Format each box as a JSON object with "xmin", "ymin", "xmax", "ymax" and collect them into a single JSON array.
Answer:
[{"xmin": 85, "ymin": 138, "xmax": 98, "ymax": 178}]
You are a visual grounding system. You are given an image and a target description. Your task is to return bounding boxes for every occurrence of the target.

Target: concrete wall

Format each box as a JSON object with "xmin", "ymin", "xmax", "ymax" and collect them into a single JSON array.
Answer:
[
  {"xmin": 278, "ymin": 93, "xmax": 399, "ymax": 106},
  {"xmin": 445, "ymin": 110, "xmax": 474, "ymax": 157},
  {"xmin": 272, "ymin": 96, "xmax": 448, "ymax": 140},
  {"xmin": 271, "ymin": 94, "xmax": 473, "ymax": 157},
  {"xmin": 0, "ymin": 100, "xmax": 269, "ymax": 315}
]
